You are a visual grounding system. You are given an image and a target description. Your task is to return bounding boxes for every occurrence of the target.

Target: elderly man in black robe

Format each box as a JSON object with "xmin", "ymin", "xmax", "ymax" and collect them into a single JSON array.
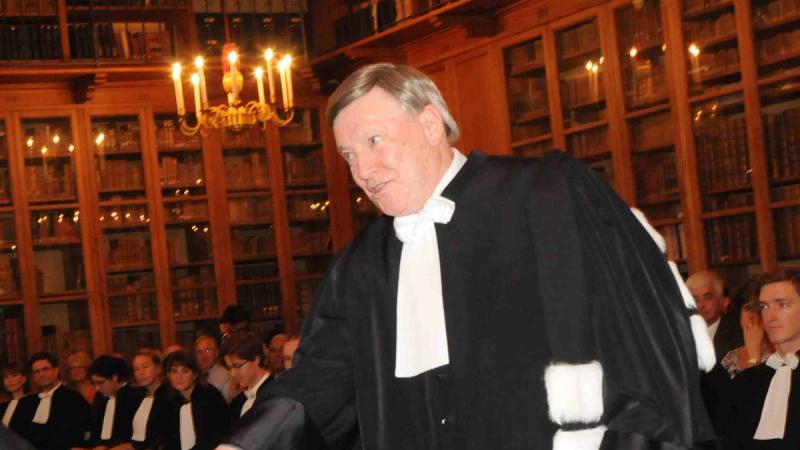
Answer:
[{"xmin": 218, "ymin": 63, "xmax": 717, "ymax": 450}]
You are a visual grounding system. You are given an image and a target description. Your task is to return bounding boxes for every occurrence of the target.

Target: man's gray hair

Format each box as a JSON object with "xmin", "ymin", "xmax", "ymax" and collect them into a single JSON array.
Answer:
[{"xmin": 326, "ymin": 63, "xmax": 460, "ymax": 144}]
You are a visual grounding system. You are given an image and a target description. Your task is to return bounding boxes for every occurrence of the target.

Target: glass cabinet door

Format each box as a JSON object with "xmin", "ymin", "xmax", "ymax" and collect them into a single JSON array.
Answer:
[
  {"xmin": 752, "ymin": 0, "xmax": 800, "ymax": 80},
  {"xmin": 91, "ymin": 115, "xmax": 160, "ymax": 357},
  {"xmin": 20, "ymin": 116, "xmax": 92, "ymax": 360},
  {"xmin": 681, "ymin": 0, "xmax": 740, "ymax": 96},
  {"xmin": 154, "ymin": 114, "xmax": 218, "ymax": 348},
  {"xmin": 503, "ymin": 35, "xmax": 553, "ymax": 157},
  {"xmin": 280, "ymin": 109, "xmax": 332, "ymax": 319},
  {"xmin": 221, "ymin": 127, "xmax": 282, "ymax": 330},
  {"xmin": 555, "ymin": 18, "xmax": 613, "ymax": 183}
]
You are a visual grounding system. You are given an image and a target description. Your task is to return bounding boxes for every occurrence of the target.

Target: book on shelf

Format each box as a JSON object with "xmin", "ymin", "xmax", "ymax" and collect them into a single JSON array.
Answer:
[
  {"xmin": 765, "ymin": 108, "xmax": 800, "ymax": 183},
  {"xmin": 775, "ymin": 206, "xmax": 800, "ymax": 259},
  {"xmin": 558, "ymin": 20, "xmax": 599, "ymax": 60},
  {"xmin": 506, "ymin": 38, "xmax": 544, "ymax": 74},
  {"xmin": 2, "ymin": 0, "xmax": 56, "ymax": 15},
  {"xmin": 706, "ymin": 215, "xmax": 757, "ymax": 265},
  {"xmin": 696, "ymin": 115, "xmax": 750, "ymax": 195},
  {"xmin": 753, "ymin": 0, "xmax": 800, "ymax": 27},
  {"xmin": 0, "ymin": 23, "xmax": 61, "ymax": 61},
  {"xmin": 632, "ymin": 112, "xmax": 673, "ymax": 151},
  {"xmin": 567, "ymin": 127, "xmax": 607, "ymax": 159}
]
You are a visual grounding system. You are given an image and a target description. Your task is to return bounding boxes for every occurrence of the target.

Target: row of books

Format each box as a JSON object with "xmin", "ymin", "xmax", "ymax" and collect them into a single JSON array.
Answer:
[
  {"xmin": 632, "ymin": 111, "xmax": 673, "ymax": 152},
  {"xmin": 0, "ymin": 217, "xmax": 15, "ymax": 244},
  {"xmin": 289, "ymin": 226, "xmax": 330, "ymax": 254},
  {"xmin": 98, "ymin": 160, "xmax": 144, "ymax": 191},
  {"xmin": 109, "ymin": 293, "xmax": 157, "ymax": 323},
  {"xmin": 1, "ymin": 0, "xmax": 56, "ymax": 15},
  {"xmin": 558, "ymin": 20, "xmax": 599, "ymax": 60},
  {"xmin": 625, "ymin": 59, "xmax": 668, "ymax": 109},
  {"xmin": 691, "ymin": 47, "xmax": 739, "ymax": 84},
  {"xmin": 232, "ymin": 231, "xmax": 276, "ymax": 259},
  {"xmin": 194, "ymin": 0, "xmax": 305, "ymax": 14},
  {"xmin": 229, "ymin": 198, "xmax": 273, "ymax": 223},
  {"xmin": 164, "ymin": 202, "xmax": 208, "ymax": 222},
  {"xmin": 706, "ymin": 215, "xmax": 758, "ymax": 265},
  {"xmin": 161, "ymin": 155, "xmax": 205, "ymax": 186},
  {"xmin": 567, "ymin": 127, "xmax": 608, "ymax": 159},
  {"xmin": 684, "ymin": 12, "xmax": 735, "ymax": 44},
  {"xmin": 284, "ymin": 150, "xmax": 325, "ymax": 185},
  {"xmin": 105, "ymin": 235, "xmax": 151, "ymax": 270},
  {"xmin": 682, "ymin": 0, "xmax": 729, "ymax": 14},
  {"xmin": 507, "ymin": 77, "xmax": 548, "ymax": 121},
  {"xmin": 173, "ymin": 290, "xmax": 217, "ymax": 319},
  {"xmin": 236, "ymin": 283, "xmax": 280, "ymax": 320},
  {"xmin": 333, "ymin": 0, "xmax": 435, "ymax": 48},
  {"xmin": 756, "ymin": 29, "xmax": 800, "ymax": 65},
  {"xmin": 772, "ymin": 184, "xmax": 800, "ymax": 201},
  {"xmin": 0, "ymin": 258, "xmax": 18, "ymax": 298},
  {"xmin": 166, "ymin": 233, "xmax": 211, "ymax": 264},
  {"xmin": 112, "ymin": 329, "xmax": 159, "ymax": 360},
  {"xmin": 234, "ymin": 260, "xmax": 278, "ymax": 280},
  {"xmin": 657, "ymin": 223, "xmax": 687, "ymax": 262},
  {"xmin": 775, "ymin": 206, "xmax": 800, "ymax": 258},
  {"xmin": 635, "ymin": 153, "xmax": 678, "ymax": 204},
  {"xmin": 196, "ymin": 13, "xmax": 303, "ymax": 55},
  {"xmin": 703, "ymin": 192, "xmax": 752, "ymax": 213},
  {"xmin": 506, "ymin": 38, "xmax": 544, "ymax": 75},
  {"xmin": 101, "ymin": 206, "xmax": 149, "ymax": 228},
  {"xmin": 616, "ymin": 0, "xmax": 663, "ymax": 50},
  {"xmin": 107, "ymin": 272, "xmax": 155, "ymax": 292},
  {"xmin": 0, "ymin": 23, "xmax": 61, "ymax": 61},
  {"xmin": 224, "ymin": 154, "xmax": 269, "ymax": 191},
  {"xmin": 753, "ymin": 0, "xmax": 800, "ymax": 27},
  {"xmin": 69, "ymin": 22, "xmax": 173, "ymax": 60},
  {"xmin": 156, "ymin": 121, "xmax": 201, "ymax": 150},
  {"xmin": 94, "ymin": 121, "xmax": 141, "ymax": 154},
  {"xmin": 560, "ymin": 75, "xmax": 606, "ymax": 111},
  {"xmin": 764, "ymin": 109, "xmax": 800, "ymax": 182},
  {"xmin": 67, "ymin": 0, "xmax": 185, "ymax": 7},
  {"xmin": 32, "ymin": 211, "xmax": 79, "ymax": 240},
  {"xmin": 695, "ymin": 116, "xmax": 750, "ymax": 194},
  {"xmin": 2, "ymin": 316, "xmax": 24, "ymax": 364},
  {"xmin": 287, "ymin": 196, "xmax": 328, "ymax": 221},
  {"xmin": 222, "ymin": 129, "xmax": 266, "ymax": 148}
]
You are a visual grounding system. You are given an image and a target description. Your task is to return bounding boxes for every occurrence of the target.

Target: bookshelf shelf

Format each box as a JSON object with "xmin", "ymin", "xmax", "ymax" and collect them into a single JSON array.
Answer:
[
  {"xmin": 771, "ymin": 198, "xmax": 800, "ymax": 209},
  {"xmin": 651, "ymin": 217, "xmax": 684, "ymax": 227},
  {"xmin": 701, "ymin": 206, "xmax": 757, "ymax": 220},
  {"xmin": 108, "ymin": 288, "xmax": 157, "ymax": 297},
  {"xmin": 99, "ymin": 186, "xmax": 146, "ymax": 194},
  {"xmin": 289, "ymin": 215, "xmax": 329, "ymax": 223},
  {"xmin": 99, "ymin": 198, "xmax": 148, "ymax": 207},
  {"xmin": 230, "ymin": 219, "xmax": 273, "ymax": 227},
  {"xmin": 689, "ymin": 84, "xmax": 742, "ymax": 104},
  {"xmin": 509, "ymin": 60, "xmax": 546, "ymax": 77},
  {"xmin": 294, "ymin": 273, "xmax": 325, "ymax": 281},
  {"xmin": 511, "ymin": 134, "xmax": 553, "ymax": 149},
  {"xmin": 0, "ymin": 297, "xmax": 24, "ymax": 305},
  {"xmin": 625, "ymin": 102, "xmax": 671, "ymax": 120},
  {"xmin": 111, "ymin": 319, "xmax": 160, "ymax": 328},
  {"xmin": 282, "ymin": 141, "xmax": 323, "ymax": 150},
  {"xmin": 759, "ymin": 48, "xmax": 800, "ymax": 68},
  {"xmin": 107, "ymin": 264, "xmax": 153, "ymax": 274},
  {"xmin": 564, "ymin": 119, "xmax": 608, "ymax": 135},
  {"xmin": 758, "ymin": 67, "xmax": 800, "ymax": 85},
  {"xmin": 233, "ymin": 254, "xmax": 279, "ymax": 263},
  {"xmin": 292, "ymin": 249, "xmax": 333, "ymax": 258},
  {"xmin": 235, "ymin": 277, "xmax": 280, "ymax": 286},
  {"xmin": 39, "ymin": 293, "xmax": 88, "ymax": 303},
  {"xmin": 172, "ymin": 283, "xmax": 217, "ymax": 293},
  {"xmin": 174, "ymin": 313, "xmax": 219, "ymax": 323},
  {"xmin": 32, "ymin": 237, "xmax": 81, "ymax": 246},
  {"xmin": 559, "ymin": 46, "xmax": 602, "ymax": 64},
  {"xmin": 226, "ymin": 185, "xmax": 270, "ymax": 194},
  {"xmin": 682, "ymin": 0, "xmax": 734, "ymax": 20},
  {"xmin": 512, "ymin": 109, "xmax": 550, "ymax": 125},
  {"xmin": 754, "ymin": 12, "xmax": 800, "ymax": 34},
  {"xmin": 158, "ymin": 147, "xmax": 203, "ymax": 153},
  {"xmin": 694, "ymin": 32, "xmax": 738, "ymax": 51},
  {"xmin": 28, "ymin": 196, "xmax": 78, "ymax": 204}
]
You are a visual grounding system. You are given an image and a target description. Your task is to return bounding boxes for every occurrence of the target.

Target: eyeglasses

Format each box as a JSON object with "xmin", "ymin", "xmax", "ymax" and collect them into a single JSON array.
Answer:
[
  {"xmin": 228, "ymin": 360, "xmax": 249, "ymax": 370},
  {"xmin": 195, "ymin": 348, "xmax": 216, "ymax": 354}
]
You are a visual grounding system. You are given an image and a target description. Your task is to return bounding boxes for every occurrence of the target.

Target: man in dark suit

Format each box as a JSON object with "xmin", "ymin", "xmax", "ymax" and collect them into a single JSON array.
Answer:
[
  {"xmin": 687, "ymin": 270, "xmax": 743, "ymax": 361},
  {"xmin": 223, "ymin": 331, "xmax": 274, "ymax": 421},
  {"xmin": 14, "ymin": 352, "xmax": 91, "ymax": 450}
]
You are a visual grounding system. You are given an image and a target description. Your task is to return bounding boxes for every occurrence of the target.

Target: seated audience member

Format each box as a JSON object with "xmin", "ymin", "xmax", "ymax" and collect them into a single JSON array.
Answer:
[
  {"xmin": 1, "ymin": 362, "xmax": 29, "ymax": 430},
  {"xmin": 223, "ymin": 331, "xmax": 274, "ymax": 420},
  {"xmin": 687, "ymin": 270, "xmax": 743, "ymax": 360},
  {"xmin": 88, "ymin": 355, "xmax": 146, "ymax": 449},
  {"xmin": 194, "ymin": 335, "xmax": 233, "ymax": 402},
  {"xmin": 14, "ymin": 352, "xmax": 91, "ymax": 450},
  {"xmin": 130, "ymin": 349, "xmax": 180, "ymax": 450},
  {"xmin": 282, "ymin": 335, "xmax": 300, "ymax": 370},
  {"xmin": 163, "ymin": 351, "xmax": 229, "ymax": 450},
  {"xmin": 720, "ymin": 300, "xmax": 773, "ymax": 378},
  {"xmin": 723, "ymin": 270, "xmax": 800, "ymax": 450},
  {"xmin": 219, "ymin": 306, "xmax": 250, "ymax": 342},
  {"xmin": 66, "ymin": 351, "xmax": 96, "ymax": 405},
  {"xmin": 265, "ymin": 332, "xmax": 287, "ymax": 377}
]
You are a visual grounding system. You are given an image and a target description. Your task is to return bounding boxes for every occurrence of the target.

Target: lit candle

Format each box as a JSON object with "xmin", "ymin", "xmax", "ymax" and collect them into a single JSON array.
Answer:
[
  {"xmin": 191, "ymin": 73, "xmax": 202, "ymax": 119},
  {"xmin": 688, "ymin": 43, "xmax": 702, "ymax": 85},
  {"xmin": 265, "ymin": 49, "xmax": 276, "ymax": 103},
  {"xmin": 278, "ymin": 56, "xmax": 290, "ymax": 110},
  {"xmin": 285, "ymin": 55, "xmax": 293, "ymax": 109},
  {"xmin": 194, "ymin": 56, "xmax": 208, "ymax": 108},
  {"xmin": 255, "ymin": 67, "xmax": 266, "ymax": 104},
  {"xmin": 228, "ymin": 51, "xmax": 239, "ymax": 103},
  {"xmin": 171, "ymin": 63, "xmax": 185, "ymax": 116}
]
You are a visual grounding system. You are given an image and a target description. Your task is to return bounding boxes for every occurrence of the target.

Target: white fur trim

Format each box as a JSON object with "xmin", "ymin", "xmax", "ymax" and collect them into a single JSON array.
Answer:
[
  {"xmin": 553, "ymin": 426, "xmax": 607, "ymax": 450},
  {"xmin": 690, "ymin": 314, "xmax": 717, "ymax": 372},
  {"xmin": 668, "ymin": 261, "xmax": 698, "ymax": 310},
  {"xmin": 630, "ymin": 207, "xmax": 667, "ymax": 254},
  {"xmin": 544, "ymin": 361, "xmax": 604, "ymax": 425}
]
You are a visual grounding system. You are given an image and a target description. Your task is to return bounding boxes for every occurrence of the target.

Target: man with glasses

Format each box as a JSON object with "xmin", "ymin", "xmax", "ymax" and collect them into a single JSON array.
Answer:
[
  {"xmin": 194, "ymin": 335, "xmax": 233, "ymax": 402},
  {"xmin": 223, "ymin": 331, "xmax": 274, "ymax": 422}
]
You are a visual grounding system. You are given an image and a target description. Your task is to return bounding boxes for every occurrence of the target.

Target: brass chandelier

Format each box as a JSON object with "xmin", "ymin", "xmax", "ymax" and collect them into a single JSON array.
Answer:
[{"xmin": 170, "ymin": 43, "xmax": 295, "ymax": 136}]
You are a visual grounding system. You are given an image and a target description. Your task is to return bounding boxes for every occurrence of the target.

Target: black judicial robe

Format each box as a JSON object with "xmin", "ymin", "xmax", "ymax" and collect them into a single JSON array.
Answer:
[
  {"xmin": 722, "ymin": 363, "xmax": 800, "ymax": 450},
  {"xmin": 132, "ymin": 383, "xmax": 182, "ymax": 450},
  {"xmin": 229, "ymin": 373, "xmax": 274, "ymax": 421},
  {"xmin": 89, "ymin": 383, "xmax": 147, "ymax": 447},
  {"xmin": 0, "ymin": 395, "xmax": 31, "ymax": 435},
  {"xmin": 14, "ymin": 384, "xmax": 91, "ymax": 450},
  {"xmin": 229, "ymin": 150, "xmax": 714, "ymax": 450},
  {"xmin": 163, "ymin": 383, "xmax": 230, "ymax": 450}
]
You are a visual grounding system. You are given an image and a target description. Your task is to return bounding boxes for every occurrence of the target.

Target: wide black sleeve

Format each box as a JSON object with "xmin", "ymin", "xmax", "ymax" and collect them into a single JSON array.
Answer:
[
  {"xmin": 193, "ymin": 384, "xmax": 231, "ymax": 450},
  {"xmin": 225, "ymin": 251, "xmax": 358, "ymax": 449}
]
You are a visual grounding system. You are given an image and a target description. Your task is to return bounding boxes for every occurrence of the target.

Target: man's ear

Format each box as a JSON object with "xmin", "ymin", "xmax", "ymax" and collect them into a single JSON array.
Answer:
[
  {"xmin": 722, "ymin": 296, "xmax": 731, "ymax": 312},
  {"xmin": 418, "ymin": 105, "xmax": 446, "ymax": 144}
]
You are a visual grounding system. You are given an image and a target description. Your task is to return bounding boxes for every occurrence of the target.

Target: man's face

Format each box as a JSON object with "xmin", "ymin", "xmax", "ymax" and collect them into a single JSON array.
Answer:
[
  {"xmin": 224, "ymin": 355, "xmax": 261, "ymax": 389},
  {"xmin": 283, "ymin": 339, "xmax": 299, "ymax": 370},
  {"xmin": 759, "ymin": 281, "xmax": 800, "ymax": 354},
  {"xmin": 194, "ymin": 338, "xmax": 218, "ymax": 372},
  {"xmin": 268, "ymin": 335, "xmax": 287, "ymax": 373},
  {"xmin": 31, "ymin": 360, "xmax": 59, "ymax": 390},
  {"xmin": 333, "ymin": 87, "xmax": 445, "ymax": 217},
  {"xmin": 91, "ymin": 374, "xmax": 121, "ymax": 398},
  {"xmin": 689, "ymin": 282, "xmax": 728, "ymax": 324},
  {"xmin": 2, "ymin": 372, "xmax": 25, "ymax": 395}
]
